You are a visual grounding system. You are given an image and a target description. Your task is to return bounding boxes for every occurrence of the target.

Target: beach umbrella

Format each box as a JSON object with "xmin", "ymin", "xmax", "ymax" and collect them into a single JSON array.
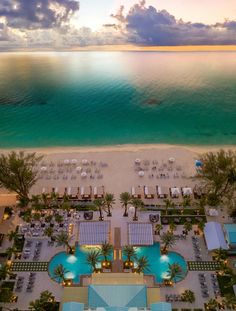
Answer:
[
  {"xmin": 82, "ymin": 159, "xmax": 88, "ymax": 165},
  {"xmin": 138, "ymin": 170, "xmax": 145, "ymax": 177},
  {"xmin": 64, "ymin": 159, "xmax": 70, "ymax": 165},
  {"xmin": 169, "ymin": 157, "xmax": 175, "ymax": 163},
  {"xmin": 135, "ymin": 158, "xmax": 141, "ymax": 164},
  {"xmin": 40, "ymin": 166, "xmax": 47, "ymax": 171},
  {"xmin": 195, "ymin": 160, "xmax": 203, "ymax": 167},
  {"xmin": 81, "ymin": 172, "xmax": 87, "ymax": 178},
  {"xmin": 76, "ymin": 166, "xmax": 82, "ymax": 172},
  {"xmin": 71, "ymin": 159, "xmax": 78, "ymax": 164}
]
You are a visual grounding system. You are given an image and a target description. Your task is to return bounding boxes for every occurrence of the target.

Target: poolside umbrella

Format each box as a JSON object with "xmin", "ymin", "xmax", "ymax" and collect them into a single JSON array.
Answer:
[
  {"xmin": 81, "ymin": 172, "xmax": 87, "ymax": 178},
  {"xmin": 169, "ymin": 157, "xmax": 175, "ymax": 163},
  {"xmin": 64, "ymin": 159, "xmax": 70, "ymax": 165},
  {"xmin": 135, "ymin": 158, "xmax": 141, "ymax": 164},
  {"xmin": 40, "ymin": 166, "xmax": 47, "ymax": 171},
  {"xmin": 76, "ymin": 166, "xmax": 82, "ymax": 172},
  {"xmin": 82, "ymin": 159, "xmax": 88, "ymax": 165},
  {"xmin": 71, "ymin": 159, "xmax": 78, "ymax": 164},
  {"xmin": 138, "ymin": 170, "xmax": 145, "ymax": 177}
]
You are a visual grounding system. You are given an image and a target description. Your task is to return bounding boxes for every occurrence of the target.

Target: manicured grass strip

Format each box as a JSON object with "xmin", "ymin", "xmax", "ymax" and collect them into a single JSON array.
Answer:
[
  {"xmin": 187, "ymin": 261, "xmax": 220, "ymax": 271},
  {"xmin": 10, "ymin": 261, "xmax": 49, "ymax": 272}
]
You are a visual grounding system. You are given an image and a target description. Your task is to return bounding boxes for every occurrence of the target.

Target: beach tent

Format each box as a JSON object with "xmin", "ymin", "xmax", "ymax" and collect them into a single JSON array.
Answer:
[{"xmin": 204, "ymin": 222, "xmax": 228, "ymax": 251}]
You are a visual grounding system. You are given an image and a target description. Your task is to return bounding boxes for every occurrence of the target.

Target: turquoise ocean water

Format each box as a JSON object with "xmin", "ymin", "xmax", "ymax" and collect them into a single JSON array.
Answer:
[{"xmin": 0, "ymin": 51, "xmax": 236, "ymax": 147}]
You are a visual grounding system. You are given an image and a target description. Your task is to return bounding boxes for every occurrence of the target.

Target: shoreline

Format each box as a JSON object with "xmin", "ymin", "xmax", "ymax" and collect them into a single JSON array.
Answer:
[{"xmin": 0, "ymin": 143, "xmax": 236, "ymax": 155}]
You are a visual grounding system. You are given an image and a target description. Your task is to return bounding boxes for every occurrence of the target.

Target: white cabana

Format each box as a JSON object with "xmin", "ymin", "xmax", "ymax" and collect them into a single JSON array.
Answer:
[
  {"xmin": 204, "ymin": 222, "xmax": 228, "ymax": 251},
  {"xmin": 144, "ymin": 186, "xmax": 155, "ymax": 198},
  {"xmin": 80, "ymin": 186, "xmax": 91, "ymax": 198},
  {"xmin": 182, "ymin": 187, "xmax": 192, "ymax": 196},
  {"xmin": 170, "ymin": 187, "xmax": 180, "ymax": 198},
  {"xmin": 168, "ymin": 157, "xmax": 175, "ymax": 163},
  {"xmin": 128, "ymin": 223, "xmax": 153, "ymax": 245},
  {"xmin": 93, "ymin": 186, "xmax": 104, "ymax": 198},
  {"xmin": 157, "ymin": 186, "xmax": 168, "ymax": 199},
  {"xmin": 131, "ymin": 186, "xmax": 142, "ymax": 198},
  {"xmin": 71, "ymin": 159, "xmax": 78, "ymax": 164},
  {"xmin": 64, "ymin": 159, "xmax": 70, "ymax": 165},
  {"xmin": 79, "ymin": 221, "xmax": 110, "ymax": 245}
]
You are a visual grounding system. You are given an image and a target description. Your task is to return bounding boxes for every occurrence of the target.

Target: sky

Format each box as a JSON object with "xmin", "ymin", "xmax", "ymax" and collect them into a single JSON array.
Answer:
[{"xmin": 0, "ymin": 0, "xmax": 236, "ymax": 50}]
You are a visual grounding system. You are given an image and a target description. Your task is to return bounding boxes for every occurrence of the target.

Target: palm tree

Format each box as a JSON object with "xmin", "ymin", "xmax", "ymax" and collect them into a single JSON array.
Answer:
[
  {"xmin": 100, "ymin": 242, "xmax": 113, "ymax": 262},
  {"xmin": 181, "ymin": 196, "xmax": 191, "ymax": 207},
  {"xmin": 131, "ymin": 198, "xmax": 143, "ymax": 221},
  {"xmin": 160, "ymin": 232, "xmax": 176, "ymax": 254},
  {"xmin": 44, "ymin": 227, "xmax": 54, "ymax": 241},
  {"xmin": 86, "ymin": 250, "xmax": 101, "ymax": 272},
  {"xmin": 222, "ymin": 294, "xmax": 236, "ymax": 309},
  {"xmin": 214, "ymin": 247, "xmax": 228, "ymax": 262},
  {"xmin": 136, "ymin": 256, "xmax": 149, "ymax": 274},
  {"xmin": 123, "ymin": 245, "xmax": 137, "ymax": 262},
  {"xmin": 169, "ymin": 221, "xmax": 177, "ymax": 233},
  {"xmin": 104, "ymin": 193, "xmax": 115, "ymax": 216},
  {"xmin": 29, "ymin": 290, "xmax": 56, "ymax": 310},
  {"xmin": 166, "ymin": 263, "xmax": 184, "ymax": 283},
  {"xmin": 5, "ymin": 246, "xmax": 18, "ymax": 259},
  {"xmin": 93, "ymin": 198, "xmax": 104, "ymax": 221},
  {"xmin": 163, "ymin": 199, "xmax": 174, "ymax": 215},
  {"xmin": 183, "ymin": 222, "xmax": 192, "ymax": 234},
  {"xmin": 181, "ymin": 289, "xmax": 195, "ymax": 303},
  {"xmin": 205, "ymin": 298, "xmax": 218, "ymax": 311},
  {"xmin": 50, "ymin": 192, "xmax": 59, "ymax": 208},
  {"xmin": 54, "ymin": 231, "xmax": 73, "ymax": 254},
  {"xmin": 120, "ymin": 192, "xmax": 131, "ymax": 217},
  {"xmin": 41, "ymin": 192, "xmax": 51, "ymax": 209},
  {"xmin": 53, "ymin": 264, "xmax": 68, "ymax": 283},
  {"xmin": 54, "ymin": 214, "xmax": 63, "ymax": 224},
  {"xmin": 198, "ymin": 220, "xmax": 205, "ymax": 233},
  {"xmin": 155, "ymin": 224, "xmax": 163, "ymax": 235},
  {"xmin": 0, "ymin": 264, "xmax": 13, "ymax": 281},
  {"xmin": 7, "ymin": 230, "xmax": 18, "ymax": 242}
]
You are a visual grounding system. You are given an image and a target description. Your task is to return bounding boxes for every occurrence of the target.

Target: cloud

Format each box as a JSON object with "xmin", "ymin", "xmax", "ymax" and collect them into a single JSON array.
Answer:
[
  {"xmin": 111, "ymin": 0, "xmax": 236, "ymax": 45},
  {"xmin": 0, "ymin": 0, "xmax": 79, "ymax": 29},
  {"xmin": 0, "ymin": 22, "xmax": 9, "ymax": 41}
]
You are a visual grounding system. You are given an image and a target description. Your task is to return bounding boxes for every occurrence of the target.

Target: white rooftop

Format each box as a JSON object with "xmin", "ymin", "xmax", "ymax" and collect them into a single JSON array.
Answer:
[
  {"xmin": 204, "ymin": 221, "xmax": 228, "ymax": 251},
  {"xmin": 128, "ymin": 223, "xmax": 153, "ymax": 245},
  {"xmin": 79, "ymin": 221, "xmax": 110, "ymax": 245}
]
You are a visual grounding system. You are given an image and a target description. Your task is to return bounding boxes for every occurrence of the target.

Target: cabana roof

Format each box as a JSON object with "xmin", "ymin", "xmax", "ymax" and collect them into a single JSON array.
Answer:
[
  {"xmin": 204, "ymin": 222, "xmax": 228, "ymax": 251},
  {"xmin": 79, "ymin": 221, "xmax": 110, "ymax": 245},
  {"xmin": 128, "ymin": 223, "xmax": 153, "ymax": 245}
]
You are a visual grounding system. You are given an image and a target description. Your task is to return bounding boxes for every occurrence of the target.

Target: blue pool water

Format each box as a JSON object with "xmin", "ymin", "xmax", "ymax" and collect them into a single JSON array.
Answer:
[
  {"xmin": 49, "ymin": 246, "xmax": 95, "ymax": 283},
  {"xmin": 49, "ymin": 243, "xmax": 187, "ymax": 284},
  {"xmin": 123, "ymin": 243, "xmax": 188, "ymax": 283},
  {"xmin": 1, "ymin": 52, "xmax": 236, "ymax": 147}
]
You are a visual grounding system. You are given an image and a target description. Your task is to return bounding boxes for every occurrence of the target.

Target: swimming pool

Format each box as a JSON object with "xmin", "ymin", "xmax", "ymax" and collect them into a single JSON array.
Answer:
[
  {"xmin": 123, "ymin": 243, "xmax": 188, "ymax": 283},
  {"xmin": 49, "ymin": 246, "xmax": 98, "ymax": 283},
  {"xmin": 49, "ymin": 243, "xmax": 187, "ymax": 284}
]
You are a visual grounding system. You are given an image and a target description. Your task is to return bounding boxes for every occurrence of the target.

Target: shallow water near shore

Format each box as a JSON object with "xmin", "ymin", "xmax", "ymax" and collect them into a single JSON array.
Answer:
[{"xmin": 0, "ymin": 51, "xmax": 236, "ymax": 148}]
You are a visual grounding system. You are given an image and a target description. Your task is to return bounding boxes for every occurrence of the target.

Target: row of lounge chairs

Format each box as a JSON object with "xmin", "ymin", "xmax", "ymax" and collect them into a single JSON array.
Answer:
[
  {"xmin": 192, "ymin": 236, "xmax": 202, "ymax": 261},
  {"xmin": 165, "ymin": 294, "xmax": 182, "ymax": 302},
  {"xmin": 131, "ymin": 185, "xmax": 193, "ymax": 199},
  {"xmin": 41, "ymin": 185, "xmax": 104, "ymax": 200}
]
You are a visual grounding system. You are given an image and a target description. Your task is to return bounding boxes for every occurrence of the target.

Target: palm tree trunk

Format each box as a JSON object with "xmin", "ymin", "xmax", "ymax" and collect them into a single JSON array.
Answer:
[
  {"xmin": 123, "ymin": 204, "xmax": 128, "ymax": 217},
  {"xmin": 107, "ymin": 204, "xmax": 112, "ymax": 217},
  {"xmin": 99, "ymin": 207, "xmax": 103, "ymax": 221},
  {"xmin": 133, "ymin": 207, "xmax": 138, "ymax": 221}
]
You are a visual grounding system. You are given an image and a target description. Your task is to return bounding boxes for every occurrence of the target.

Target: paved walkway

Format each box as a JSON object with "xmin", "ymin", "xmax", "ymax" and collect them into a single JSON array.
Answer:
[{"xmin": 112, "ymin": 227, "xmax": 123, "ymax": 273}]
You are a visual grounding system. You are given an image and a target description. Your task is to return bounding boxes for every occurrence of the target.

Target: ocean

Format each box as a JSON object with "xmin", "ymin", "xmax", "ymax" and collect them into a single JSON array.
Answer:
[{"xmin": 0, "ymin": 51, "xmax": 236, "ymax": 148}]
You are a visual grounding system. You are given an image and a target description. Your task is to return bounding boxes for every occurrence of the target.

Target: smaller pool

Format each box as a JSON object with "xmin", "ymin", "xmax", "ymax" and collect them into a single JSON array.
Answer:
[
  {"xmin": 123, "ymin": 243, "xmax": 188, "ymax": 283},
  {"xmin": 48, "ymin": 246, "xmax": 112, "ymax": 283}
]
